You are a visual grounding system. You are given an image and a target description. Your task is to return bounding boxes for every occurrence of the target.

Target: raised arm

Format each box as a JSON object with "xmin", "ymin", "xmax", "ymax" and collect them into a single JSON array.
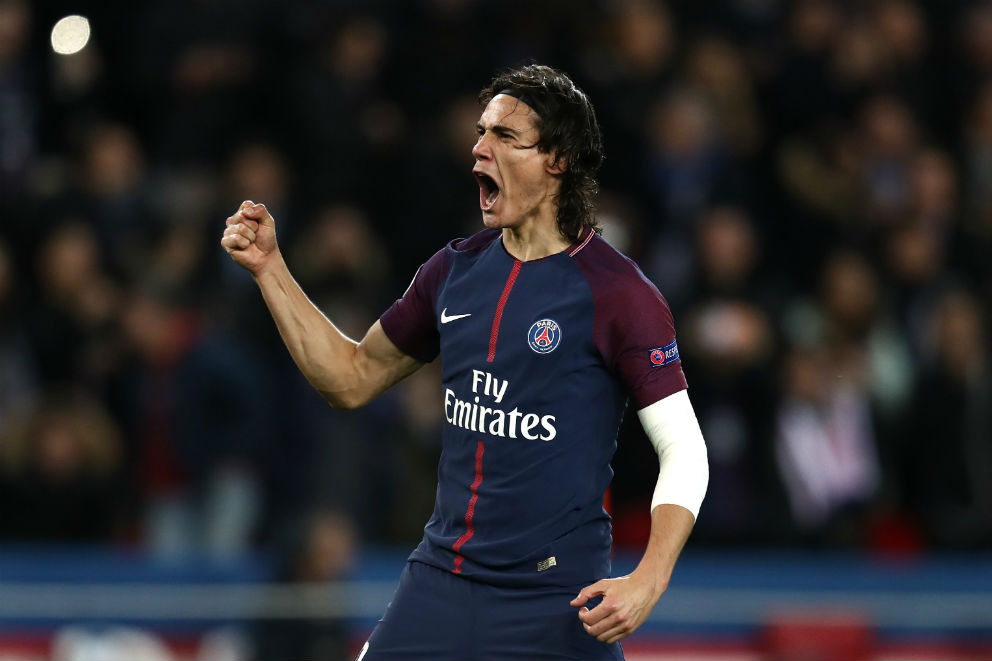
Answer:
[{"xmin": 221, "ymin": 201, "xmax": 423, "ymax": 409}]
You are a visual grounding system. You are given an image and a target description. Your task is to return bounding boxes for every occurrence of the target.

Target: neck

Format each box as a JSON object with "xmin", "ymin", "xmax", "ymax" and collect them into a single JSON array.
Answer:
[{"xmin": 501, "ymin": 214, "xmax": 570, "ymax": 262}]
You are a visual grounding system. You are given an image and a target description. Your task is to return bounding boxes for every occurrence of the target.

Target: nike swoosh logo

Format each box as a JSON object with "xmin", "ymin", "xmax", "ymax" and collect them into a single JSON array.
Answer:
[{"xmin": 441, "ymin": 308, "xmax": 472, "ymax": 324}]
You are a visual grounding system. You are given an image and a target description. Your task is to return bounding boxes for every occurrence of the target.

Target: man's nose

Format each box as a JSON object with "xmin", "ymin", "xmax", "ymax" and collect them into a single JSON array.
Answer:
[{"xmin": 472, "ymin": 133, "xmax": 492, "ymax": 160}]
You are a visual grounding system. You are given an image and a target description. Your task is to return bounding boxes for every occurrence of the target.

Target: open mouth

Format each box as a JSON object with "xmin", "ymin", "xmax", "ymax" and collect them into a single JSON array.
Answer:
[{"xmin": 474, "ymin": 171, "xmax": 501, "ymax": 211}]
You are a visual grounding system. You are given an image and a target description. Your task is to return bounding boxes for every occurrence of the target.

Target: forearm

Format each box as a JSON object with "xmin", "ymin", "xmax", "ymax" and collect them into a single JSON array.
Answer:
[
  {"xmin": 630, "ymin": 504, "xmax": 695, "ymax": 597},
  {"xmin": 633, "ymin": 390, "xmax": 709, "ymax": 595},
  {"xmin": 571, "ymin": 503, "xmax": 695, "ymax": 643},
  {"xmin": 252, "ymin": 253, "xmax": 367, "ymax": 407}
]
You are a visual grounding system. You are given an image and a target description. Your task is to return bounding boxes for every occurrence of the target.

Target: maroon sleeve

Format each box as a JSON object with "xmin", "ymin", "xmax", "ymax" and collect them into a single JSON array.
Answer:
[
  {"xmin": 604, "ymin": 278, "xmax": 687, "ymax": 409},
  {"xmin": 379, "ymin": 247, "xmax": 450, "ymax": 363},
  {"xmin": 578, "ymin": 241, "xmax": 688, "ymax": 409}
]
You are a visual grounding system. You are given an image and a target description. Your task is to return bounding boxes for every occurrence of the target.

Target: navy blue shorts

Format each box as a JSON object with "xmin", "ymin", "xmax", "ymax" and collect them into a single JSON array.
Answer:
[{"xmin": 359, "ymin": 560, "xmax": 624, "ymax": 660}]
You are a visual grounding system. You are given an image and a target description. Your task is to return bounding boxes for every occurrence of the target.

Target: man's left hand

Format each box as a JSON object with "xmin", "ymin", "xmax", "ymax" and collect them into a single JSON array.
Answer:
[{"xmin": 570, "ymin": 572, "xmax": 664, "ymax": 644}]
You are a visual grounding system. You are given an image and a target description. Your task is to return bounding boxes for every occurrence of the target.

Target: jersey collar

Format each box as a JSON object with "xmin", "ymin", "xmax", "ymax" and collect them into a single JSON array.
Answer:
[{"xmin": 567, "ymin": 227, "xmax": 595, "ymax": 257}]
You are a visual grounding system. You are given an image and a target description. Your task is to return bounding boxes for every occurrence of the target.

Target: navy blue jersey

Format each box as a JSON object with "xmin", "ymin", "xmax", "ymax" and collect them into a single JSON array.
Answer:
[{"xmin": 380, "ymin": 228, "xmax": 687, "ymax": 588}]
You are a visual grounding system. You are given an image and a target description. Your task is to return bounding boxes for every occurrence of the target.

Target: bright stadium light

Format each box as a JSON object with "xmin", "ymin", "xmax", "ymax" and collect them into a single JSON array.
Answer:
[{"xmin": 50, "ymin": 15, "xmax": 91, "ymax": 55}]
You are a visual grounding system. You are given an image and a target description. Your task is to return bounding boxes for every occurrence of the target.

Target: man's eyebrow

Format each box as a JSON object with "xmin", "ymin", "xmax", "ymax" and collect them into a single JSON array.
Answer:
[{"xmin": 476, "ymin": 121, "xmax": 523, "ymax": 135}]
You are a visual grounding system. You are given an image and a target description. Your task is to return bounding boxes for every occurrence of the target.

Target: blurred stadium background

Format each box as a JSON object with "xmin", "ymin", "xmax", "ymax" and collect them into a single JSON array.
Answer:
[{"xmin": 1, "ymin": 0, "xmax": 991, "ymax": 659}]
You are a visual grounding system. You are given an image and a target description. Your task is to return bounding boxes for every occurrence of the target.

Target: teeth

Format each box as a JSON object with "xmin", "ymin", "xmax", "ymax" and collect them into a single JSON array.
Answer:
[{"xmin": 486, "ymin": 189, "xmax": 499, "ymax": 205}]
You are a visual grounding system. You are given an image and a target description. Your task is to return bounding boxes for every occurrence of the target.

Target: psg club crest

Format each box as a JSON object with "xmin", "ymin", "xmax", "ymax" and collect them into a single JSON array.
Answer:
[{"xmin": 527, "ymin": 319, "xmax": 562, "ymax": 354}]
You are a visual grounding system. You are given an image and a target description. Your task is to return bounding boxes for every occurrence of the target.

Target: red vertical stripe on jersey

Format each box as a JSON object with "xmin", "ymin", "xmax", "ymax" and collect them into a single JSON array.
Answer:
[
  {"xmin": 487, "ymin": 259, "xmax": 522, "ymax": 362},
  {"xmin": 452, "ymin": 439, "xmax": 485, "ymax": 574}
]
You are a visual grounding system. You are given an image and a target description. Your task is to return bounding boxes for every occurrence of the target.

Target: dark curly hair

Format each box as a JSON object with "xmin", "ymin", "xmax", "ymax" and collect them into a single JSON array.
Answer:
[{"xmin": 479, "ymin": 64, "xmax": 604, "ymax": 242}]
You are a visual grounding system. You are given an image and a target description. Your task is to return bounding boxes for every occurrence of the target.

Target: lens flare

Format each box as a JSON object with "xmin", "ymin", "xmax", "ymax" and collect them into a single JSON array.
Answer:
[{"xmin": 51, "ymin": 15, "xmax": 91, "ymax": 55}]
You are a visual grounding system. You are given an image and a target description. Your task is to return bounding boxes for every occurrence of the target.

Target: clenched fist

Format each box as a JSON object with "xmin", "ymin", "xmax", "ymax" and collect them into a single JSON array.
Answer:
[{"xmin": 221, "ymin": 200, "xmax": 280, "ymax": 276}]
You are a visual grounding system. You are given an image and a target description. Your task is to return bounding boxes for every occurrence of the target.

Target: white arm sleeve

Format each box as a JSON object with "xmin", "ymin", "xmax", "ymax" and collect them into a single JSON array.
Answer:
[{"xmin": 637, "ymin": 389, "xmax": 709, "ymax": 520}]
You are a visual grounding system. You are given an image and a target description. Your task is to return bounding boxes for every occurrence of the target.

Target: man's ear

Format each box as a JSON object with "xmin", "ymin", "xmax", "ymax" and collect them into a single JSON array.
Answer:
[{"xmin": 545, "ymin": 151, "xmax": 567, "ymax": 175}]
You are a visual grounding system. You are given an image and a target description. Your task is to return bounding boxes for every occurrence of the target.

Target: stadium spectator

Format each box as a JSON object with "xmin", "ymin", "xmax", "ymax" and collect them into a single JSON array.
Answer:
[
  {"xmin": 0, "ymin": 393, "xmax": 123, "ymax": 541},
  {"xmin": 0, "ymin": 238, "xmax": 38, "ymax": 436},
  {"xmin": 0, "ymin": 0, "xmax": 37, "ymax": 213},
  {"xmin": 110, "ymin": 284, "xmax": 269, "ymax": 558},
  {"xmin": 27, "ymin": 220, "xmax": 121, "ymax": 388},
  {"xmin": 252, "ymin": 509, "xmax": 357, "ymax": 661},
  {"xmin": 676, "ymin": 207, "xmax": 783, "ymax": 544},
  {"xmin": 775, "ymin": 342, "xmax": 882, "ymax": 544},
  {"xmin": 902, "ymin": 290, "xmax": 992, "ymax": 549}
]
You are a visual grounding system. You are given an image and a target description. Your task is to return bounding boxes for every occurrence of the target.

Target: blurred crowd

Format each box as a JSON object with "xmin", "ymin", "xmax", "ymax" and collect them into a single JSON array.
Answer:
[{"xmin": 1, "ymin": 0, "xmax": 990, "ymax": 566}]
